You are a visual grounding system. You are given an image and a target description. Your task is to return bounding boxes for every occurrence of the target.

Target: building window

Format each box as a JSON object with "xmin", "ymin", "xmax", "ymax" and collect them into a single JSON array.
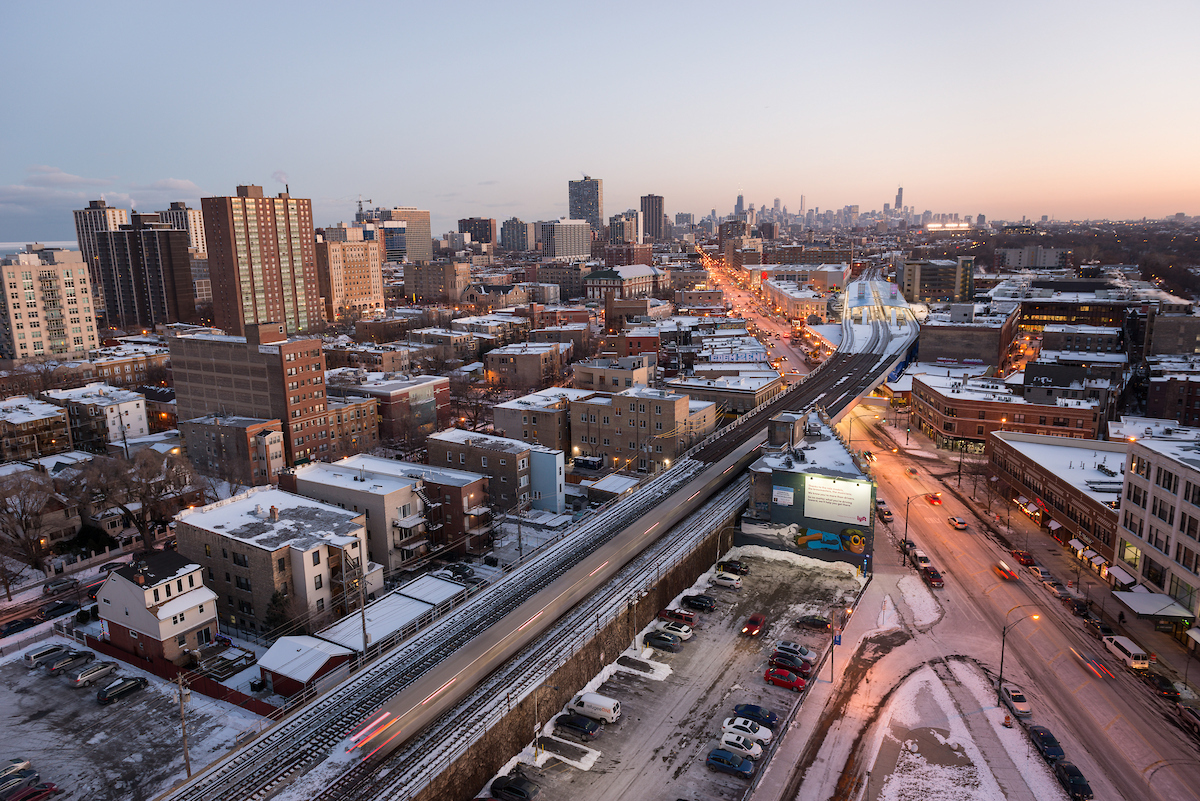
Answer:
[
  {"xmin": 235, "ymin": 576, "xmax": 251, "ymax": 591},
  {"xmin": 312, "ymin": 551, "xmax": 321, "ymax": 566},
  {"xmin": 232, "ymin": 552, "xmax": 249, "ymax": 567},
  {"xmin": 204, "ymin": 544, "xmax": 211, "ymax": 557},
  {"xmin": 277, "ymin": 558, "xmax": 285, "ymax": 572},
  {"xmin": 317, "ymin": 598, "xmax": 325, "ymax": 612},
  {"xmin": 314, "ymin": 574, "xmax": 323, "ymax": 590},
  {"xmin": 153, "ymin": 588, "xmax": 160, "ymax": 602}
]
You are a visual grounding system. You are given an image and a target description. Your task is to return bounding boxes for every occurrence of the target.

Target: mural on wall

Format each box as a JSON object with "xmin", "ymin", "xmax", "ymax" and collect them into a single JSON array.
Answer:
[{"xmin": 769, "ymin": 469, "xmax": 874, "ymax": 568}]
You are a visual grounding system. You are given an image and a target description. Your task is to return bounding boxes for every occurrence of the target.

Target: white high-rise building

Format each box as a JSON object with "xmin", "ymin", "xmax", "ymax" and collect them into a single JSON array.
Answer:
[
  {"xmin": 546, "ymin": 219, "xmax": 591, "ymax": 260},
  {"xmin": 73, "ymin": 199, "xmax": 128, "ymax": 314},
  {"xmin": 0, "ymin": 245, "xmax": 98, "ymax": 359}
]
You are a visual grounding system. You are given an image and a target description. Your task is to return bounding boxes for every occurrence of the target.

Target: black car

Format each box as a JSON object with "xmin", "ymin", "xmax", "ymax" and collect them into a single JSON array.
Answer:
[
  {"xmin": 795, "ymin": 614, "xmax": 831, "ymax": 630},
  {"xmin": 491, "ymin": 775, "xmax": 539, "ymax": 801},
  {"xmin": 97, "ymin": 676, "xmax": 149, "ymax": 705},
  {"xmin": 38, "ymin": 600, "xmax": 80, "ymax": 620},
  {"xmin": 1142, "ymin": 671, "xmax": 1180, "ymax": 700},
  {"xmin": 718, "ymin": 560, "xmax": 750, "ymax": 575},
  {"xmin": 645, "ymin": 631, "xmax": 683, "ymax": 652},
  {"xmin": 0, "ymin": 618, "xmax": 39, "ymax": 638},
  {"xmin": 1028, "ymin": 725, "xmax": 1065, "ymax": 762},
  {"xmin": 1084, "ymin": 617, "xmax": 1114, "ymax": 639},
  {"xmin": 1053, "ymin": 761, "xmax": 1094, "ymax": 800},
  {"xmin": 1064, "ymin": 599, "xmax": 1089, "ymax": 617},
  {"xmin": 554, "ymin": 713, "xmax": 600, "ymax": 741},
  {"xmin": 682, "ymin": 595, "xmax": 717, "ymax": 612},
  {"xmin": 768, "ymin": 653, "xmax": 811, "ymax": 676},
  {"xmin": 733, "ymin": 703, "xmax": 778, "ymax": 729}
]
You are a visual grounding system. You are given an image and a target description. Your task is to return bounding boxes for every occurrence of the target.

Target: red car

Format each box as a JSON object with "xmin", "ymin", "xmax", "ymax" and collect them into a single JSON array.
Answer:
[
  {"xmin": 763, "ymin": 668, "xmax": 806, "ymax": 692},
  {"xmin": 769, "ymin": 653, "xmax": 812, "ymax": 677},
  {"xmin": 741, "ymin": 613, "xmax": 766, "ymax": 636},
  {"xmin": 925, "ymin": 493, "xmax": 943, "ymax": 505},
  {"xmin": 7, "ymin": 785, "xmax": 61, "ymax": 801},
  {"xmin": 921, "ymin": 567, "xmax": 944, "ymax": 588},
  {"xmin": 994, "ymin": 561, "xmax": 1019, "ymax": 581},
  {"xmin": 1010, "ymin": 549, "xmax": 1035, "ymax": 566}
]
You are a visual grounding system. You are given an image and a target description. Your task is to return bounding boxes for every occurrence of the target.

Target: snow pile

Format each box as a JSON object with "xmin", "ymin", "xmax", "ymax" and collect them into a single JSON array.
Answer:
[
  {"xmin": 896, "ymin": 575, "xmax": 941, "ymax": 627},
  {"xmin": 725, "ymin": 543, "xmax": 868, "ymax": 589},
  {"xmin": 867, "ymin": 595, "xmax": 902, "ymax": 635}
]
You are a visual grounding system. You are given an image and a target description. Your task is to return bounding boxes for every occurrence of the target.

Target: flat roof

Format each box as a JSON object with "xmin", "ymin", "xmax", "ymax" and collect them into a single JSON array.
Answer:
[
  {"xmin": 176, "ymin": 487, "xmax": 363, "ymax": 552},
  {"xmin": 0, "ymin": 396, "xmax": 65, "ymax": 424},
  {"xmin": 293, "ymin": 460, "xmax": 417, "ymax": 496},
  {"xmin": 43, "ymin": 383, "xmax": 144, "ymax": 406},
  {"xmin": 495, "ymin": 387, "xmax": 596, "ymax": 411},
  {"xmin": 993, "ymin": 431, "xmax": 1127, "ymax": 507}
]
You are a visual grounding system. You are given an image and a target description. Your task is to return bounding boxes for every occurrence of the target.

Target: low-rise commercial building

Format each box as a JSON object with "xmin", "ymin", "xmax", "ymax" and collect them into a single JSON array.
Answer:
[{"xmin": 666, "ymin": 373, "xmax": 784, "ymax": 416}]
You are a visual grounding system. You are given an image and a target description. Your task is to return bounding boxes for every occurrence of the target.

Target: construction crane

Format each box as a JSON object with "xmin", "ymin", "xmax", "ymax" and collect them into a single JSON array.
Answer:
[{"xmin": 355, "ymin": 194, "xmax": 373, "ymax": 217}]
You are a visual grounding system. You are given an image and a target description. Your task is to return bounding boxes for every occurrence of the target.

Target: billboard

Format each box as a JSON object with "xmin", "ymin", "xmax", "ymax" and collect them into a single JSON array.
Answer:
[{"xmin": 803, "ymin": 475, "xmax": 873, "ymax": 526}]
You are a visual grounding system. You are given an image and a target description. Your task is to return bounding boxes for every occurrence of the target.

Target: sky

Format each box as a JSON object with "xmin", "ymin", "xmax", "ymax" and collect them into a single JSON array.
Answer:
[{"xmin": 2, "ymin": 0, "xmax": 1198, "ymax": 242}]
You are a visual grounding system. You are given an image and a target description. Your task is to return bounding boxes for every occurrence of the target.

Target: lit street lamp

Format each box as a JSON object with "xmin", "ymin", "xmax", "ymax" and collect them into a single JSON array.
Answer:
[{"xmin": 997, "ymin": 604, "xmax": 1041, "ymax": 705}]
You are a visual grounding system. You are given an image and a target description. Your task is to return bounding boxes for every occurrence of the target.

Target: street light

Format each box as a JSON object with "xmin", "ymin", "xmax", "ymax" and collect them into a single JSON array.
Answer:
[
  {"xmin": 997, "ymin": 604, "xmax": 1041, "ymax": 706},
  {"xmin": 902, "ymin": 493, "xmax": 928, "ymax": 564}
]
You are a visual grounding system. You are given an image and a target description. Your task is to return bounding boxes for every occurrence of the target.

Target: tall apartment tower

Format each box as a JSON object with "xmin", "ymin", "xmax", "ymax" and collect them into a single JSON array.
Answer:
[
  {"xmin": 568, "ymin": 176, "xmax": 604, "ymax": 232},
  {"xmin": 895, "ymin": 187, "xmax": 903, "ymax": 213},
  {"xmin": 734, "ymin": 194, "xmax": 745, "ymax": 216},
  {"xmin": 96, "ymin": 213, "xmax": 196, "ymax": 330},
  {"xmin": 201, "ymin": 185, "xmax": 319, "ymax": 337},
  {"xmin": 73, "ymin": 199, "xmax": 129, "ymax": 316},
  {"xmin": 0, "ymin": 245, "xmax": 98, "ymax": 359},
  {"xmin": 156, "ymin": 201, "xmax": 207, "ymax": 255},
  {"xmin": 640, "ymin": 195, "xmax": 665, "ymax": 242},
  {"xmin": 383, "ymin": 208, "xmax": 432, "ymax": 262},
  {"xmin": 314, "ymin": 233, "xmax": 384, "ymax": 322},
  {"xmin": 500, "ymin": 217, "xmax": 536, "ymax": 251},
  {"xmin": 457, "ymin": 217, "xmax": 497, "ymax": 244}
]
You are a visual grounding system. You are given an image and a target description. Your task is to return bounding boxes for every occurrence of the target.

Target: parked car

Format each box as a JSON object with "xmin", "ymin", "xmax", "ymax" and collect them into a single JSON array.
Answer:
[
  {"xmin": 718, "ymin": 560, "xmax": 750, "ymax": 575},
  {"xmin": 68, "ymin": 661, "xmax": 117, "ymax": 688},
  {"xmin": 947, "ymin": 516, "xmax": 967, "ymax": 530},
  {"xmin": 1053, "ymin": 761, "xmax": 1094, "ymax": 800},
  {"xmin": 712, "ymin": 573, "xmax": 742, "ymax": 590},
  {"xmin": 1176, "ymin": 701, "xmax": 1200, "ymax": 735},
  {"xmin": 0, "ymin": 761, "xmax": 31, "ymax": 783},
  {"xmin": 795, "ymin": 614, "xmax": 831, "ymax": 630},
  {"xmin": 0, "ymin": 619, "xmax": 40, "ymax": 638},
  {"xmin": 23, "ymin": 644, "xmax": 68, "ymax": 669},
  {"xmin": 553, "ymin": 714, "xmax": 600, "ymax": 741},
  {"xmin": 924, "ymin": 493, "xmax": 942, "ymax": 505},
  {"xmin": 732, "ymin": 704, "xmax": 778, "ymax": 729},
  {"xmin": 645, "ymin": 631, "xmax": 683, "ymax": 652},
  {"xmin": 490, "ymin": 775, "xmax": 539, "ymax": 801},
  {"xmin": 741, "ymin": 614, "xmax": 766, "ymax": 636},
  {"xmin": 877, "ymin": 508, "xmax": 894, "ymax": 523},
  {"xmin": 1028, "ymin": 725, "xmax": 1065, "ymax": 762},
  {"xmin": 921, "ymin": 567, "xmax": 944, "ymax": 589},
  {"xmin": 1065, "ymin": 599, "xmax": 1089, "ymax": 617},
  {"xmin": 763, "ymin": 668, "xmax": 805, "ymax": 692},
  {"xmin": 6, "ymin": 784, "xmax": 60, "ymax": 801},
  {"xmin": 44, "ymin": 650, "xmax": 94, "ymax": 676},
  {"xmin": 1142, "ymin": 671, "xmax": 1181, "ymax": 700},
  {"xmin": 705, "ymin": 748, "xmax": 754, "ymax": 778},
  {"xmin": 861, "ymin": 450, "xmax": 876, "ymax": 462},
  {"xmin": 0, "ymin": 771, "xmax": 39, "ymax": 801},
  {"xmin": 1000, "ymin": 684, "xmax": 1032, "ymax": 717},
  {"xmin": 657, "ymin": 608, "xmax": 697, "ymax": 626},
  {"xmin": 769, "ymin": 653, "xmax": 811, "ymax": 677},
  {"xmin": 98, "ymin": 562, "xmax": 126, "ymax": 574},
  {"xmin": 41, "ymin": 578, "xmax": 78, "ymax": 595},
  {"xmin": 775, "ymin": 641, "xmax": 816, "ymax": 662},
  {"xmin": 681, "ymin": 595, "xmax": 717, "ymax": 612},
  {"xmin": 718, "ymin": 732, "xmax": 763, "ymax": 761},
  {"xmin": 655, "ymin": 620, "xmax": 693, "ymax": 640},
  {"xmin": 1010, "ymin": 549, "xmax": 1035, "ymax": 566},
  {"xmin": 96, "ymin": 676, "xmax": 149, "ymax": 705},
  {"xmin": 722, "ymin": 716, "xmax": 773, "ymax": 744},
  {"xmin": 1084, "ymin": 616, "xmax": 1115, "ymax": 639},
  {"xmin": 37, "ymin": 601, "xmax": 80, "ymax": 621}
]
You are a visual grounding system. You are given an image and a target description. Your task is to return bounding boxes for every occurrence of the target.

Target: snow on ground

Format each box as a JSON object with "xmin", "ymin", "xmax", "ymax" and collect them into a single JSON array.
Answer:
[
  {"xmin": 271, "ymin": 737, "xmax": 360, "ymax": 801},
  {"xmin": 946, "ymin": 660, "xmax": 1064, "ymax": 800},
  {"xmin": 863, "ymin": 595, "xmax": 902, "ymax": 636},
  {"xmin": 896, "ymin": 575, "xmax": 941, "ymax": 628},
  {"xmin": 863, "ymin": 664, "xmax": 1009, "ymax": 801},
  {"xmin": 726, "ymin": 544, "xmax": 868, "ymax": 589}
]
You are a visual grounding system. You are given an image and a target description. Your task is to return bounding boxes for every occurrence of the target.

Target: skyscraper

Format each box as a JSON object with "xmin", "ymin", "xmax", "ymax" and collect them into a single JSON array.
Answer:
[
  {"xmin": 201, "ymin": 185, "xmax": 319, "ymax": 337},
  {"xmin": 640, "ymin": 195, "xmax": 664, "ymax": 242},
  {"xmin": 895, "ymin": 187, "xmax": 903, "ymax": 213},
  {"xmin": 384, "ymin": 207, "xmax": 432, "ymax": 262},
  {"xmin": 500, "ymin": 217, "xmax": 535, "ymax": 251},
  {"xmin": 734, "ymin": 194, "xmax": 744, "ymax": 216},
  {"xmin": 73, "ymin": 199, "xmax": 129, "ymax": 316},
  {"xmin": 568, "ymin": 176, "xmax": 604, "ymax": 232},
  {"xmin": 156, "ymin": 201, "xmax": 207, "ymax": 255},
  {"xmin": 96, "ymin": 213, "xmax": 196, "ymax": 329}
]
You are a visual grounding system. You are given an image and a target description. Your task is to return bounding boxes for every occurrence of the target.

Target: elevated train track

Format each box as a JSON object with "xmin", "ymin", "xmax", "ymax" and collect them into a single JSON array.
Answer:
[{"xmin": 162, "ymin": 281, "xmax": 916, "ymax": 801}]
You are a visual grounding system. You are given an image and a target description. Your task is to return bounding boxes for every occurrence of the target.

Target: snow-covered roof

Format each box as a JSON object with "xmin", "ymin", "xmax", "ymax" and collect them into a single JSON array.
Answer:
[
  {"xmin": 0, "ymin": 396, "xmax": 66, "ymax": 425},
  {"xmin": 155, "ymin": 587, "xmax": 217, "ymax": 620},
  {"xmin": 991, "ymin": 431, "xmax": 1127, "ymax": 507},
  {"xmin": 292, "ymin": 459, "xmax": 418, "ymax": 496},
  {"xmin": 495, "ymin": 387, "xmax": 596, "ymax": 411},
  {"xmin": 43, "ymin": 382, "xmax": 144, "ymax": 407},
  {"xmin": 428, "ymin": 428, "xmax": 529, "ymax": 454},
  {"xmin": 668, "ymin": 374, "xmax": 781, "ymax": 392},
  {"xmin": 175, "ymin": 487, "xmax": 364, "ymax": 552},
  {"xmin": 258, "ymin": 635, "xmax": 354, "ymax": 683}
]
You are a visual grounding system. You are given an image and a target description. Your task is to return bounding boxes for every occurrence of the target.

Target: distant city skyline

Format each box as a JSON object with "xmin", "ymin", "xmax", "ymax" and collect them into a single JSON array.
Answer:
[{"xmin": 1, "ymin": 2, "xmax": 1197, "ymax": 241}]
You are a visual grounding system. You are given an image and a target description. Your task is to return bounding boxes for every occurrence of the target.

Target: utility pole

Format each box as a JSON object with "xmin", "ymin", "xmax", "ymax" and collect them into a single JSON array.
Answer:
[{"xmin": 177, "ymin": 671, "xmax": 192, "ymax": 777}]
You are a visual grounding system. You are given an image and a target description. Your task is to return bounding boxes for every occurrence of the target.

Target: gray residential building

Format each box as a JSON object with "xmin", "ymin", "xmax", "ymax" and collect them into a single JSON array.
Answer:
[{"xmin": 568, "ymin": 176, "xmax": 604, "ymax": 232}]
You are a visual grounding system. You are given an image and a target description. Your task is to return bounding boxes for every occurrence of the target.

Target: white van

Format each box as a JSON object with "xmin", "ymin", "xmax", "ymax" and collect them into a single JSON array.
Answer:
[
  {"xmin": 567, "ymin": 692, "xmax": 621, "ymax": 723},
  {"xmin": 1103, "ymin": 635, "xmax": 1149, "ymax": 670}
]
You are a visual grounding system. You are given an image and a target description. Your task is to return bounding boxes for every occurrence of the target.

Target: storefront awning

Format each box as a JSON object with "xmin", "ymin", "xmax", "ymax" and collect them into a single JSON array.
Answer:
[
  {"xmin": 1090, "ymin": 555, "xmax": 1108, "ymax": 567},
  {"xmin": 1112, "ymin": 591, "xmax": 1195, "ymax": 620},
  {"xmin": 1016, "ymin": 496, "xmax": 1029, "ymax": 505},
  {"xmin": 1024, "ymin": 503, "xmax": 1039, "ymax": 514},
  {"xmin": 1048, "ymin": 521, "xmax": 1063, "ymax": 532},
  {"xmin": 1187, "ymin": 627, "xmax": 1200, "ymax": 646},
  {"xmin": 1068, "ymin": 537, "xmax": 1085, "ymax": 550},
  {"xmin": 1082, "ymin": 549, "xmax": 1097, "ymax": 560},
  {"xmin": 1108, "ymin": 564, "xmax": 1136, "ymax": 585}
]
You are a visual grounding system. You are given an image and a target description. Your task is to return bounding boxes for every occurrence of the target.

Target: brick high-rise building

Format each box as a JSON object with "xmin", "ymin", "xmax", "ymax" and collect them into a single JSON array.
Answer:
[
  {"xmin": 640, "ymin": 194, "xmax": 664, "ymax": 241},
  {"xmin": 568, "ymin": 176, "xmax": 604, "ymax": 232},
  {"xmin": 96, "ymin": 213, "xmax": 196, "ymax": 329},
  {"xmin": 201, "ymin": 185, "xmax": 319, "ymax": 336},
  {"xmin": 457, "ymin": 217, "xmax": 497, "ymax": 245},
  {"xmin": 500, "ymin": 218, "xmax": 535, "ymax": 252},
  {"xmin": 170, "ymin": 323, "xmax": 330, "ymax": 465}
]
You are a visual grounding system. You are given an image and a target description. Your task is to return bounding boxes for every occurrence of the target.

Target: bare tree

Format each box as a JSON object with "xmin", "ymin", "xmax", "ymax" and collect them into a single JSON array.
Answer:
[
  {"xmin": 0, "ymin": 472, "xmax": 59, "ymax": 598},
  {"xmin": 74, "ymin": 451, "xmax": 198, "ymax": 551}
]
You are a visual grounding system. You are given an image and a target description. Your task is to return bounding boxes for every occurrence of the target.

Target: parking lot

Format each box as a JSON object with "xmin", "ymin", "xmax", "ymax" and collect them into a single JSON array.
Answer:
[
  {"xmin": 494, "ymin": 546, "xmax": 865, "ymax": 801},
  {"xmin": 0, "ymin": 636, "xmax": 262, "ymax": 801}
]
